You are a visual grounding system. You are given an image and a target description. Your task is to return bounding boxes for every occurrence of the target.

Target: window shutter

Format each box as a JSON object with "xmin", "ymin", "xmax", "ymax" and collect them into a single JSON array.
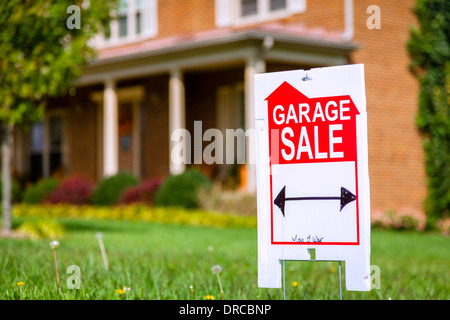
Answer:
[
  {"xmin": 215, "ymin": 0, "xmax": 232, "ymax": 27},
  {"xmin": 289, "ymin": 0, "xmax": 306, "ymax": 13}
]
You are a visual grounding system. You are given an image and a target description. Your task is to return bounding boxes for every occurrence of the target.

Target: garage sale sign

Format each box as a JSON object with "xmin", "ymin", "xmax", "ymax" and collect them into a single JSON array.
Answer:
[{"xmin": 254, "ymin": 64, "xmax": 371, "ymax": 291}]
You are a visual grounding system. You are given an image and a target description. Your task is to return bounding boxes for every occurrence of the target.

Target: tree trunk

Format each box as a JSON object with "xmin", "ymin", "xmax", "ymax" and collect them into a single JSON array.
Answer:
[{"xmin": 1, "ymin": 123, "xmax": 13, "ymax": 235}]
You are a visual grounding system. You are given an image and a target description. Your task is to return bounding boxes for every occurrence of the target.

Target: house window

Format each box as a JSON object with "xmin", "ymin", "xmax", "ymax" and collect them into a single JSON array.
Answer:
[
  {"xmin": 241, "ymin": 0, "xmax": 258, "ymax": 17},
  {"xmin": 30, "ymin": 122, "xmax": 44, "ymax": 181},
  {"xmin": 240, "ymin": 0, "xmax": 287, "ymax": 17},
  {"xmin": 102, "ymin": 0, "xmax": 158, "ymax": 46},
  {"xmin": 31, "ymin": 122, "xmax": 44, "ymax": 153},
  {"xmin": 49, "ymin": 117, "xmax": 63, "ymax": 175},
  {"xmin": 136, "ymin": 0, "xmax": 143, "ymax": 35},
  {"xmin": 118, "ymin": 0, "xmax": 128, "ymax": 38},
  {"xmin": 270, "ymin": 0, "xmax": 287, "ymax": 11},
  {"xmin": 216, "ymin": 0, "xmax": 305, "ymax": 27},
  {"xmin": 238, "ymin": 0, "xmax": 297, "ymax": 20},
  {"xmin": 29, "ymin": 116, "xmax": 65, "ymax": 182}
]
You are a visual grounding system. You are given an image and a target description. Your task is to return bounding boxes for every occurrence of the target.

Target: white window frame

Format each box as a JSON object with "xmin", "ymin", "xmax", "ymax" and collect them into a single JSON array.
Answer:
[
  {"xmin": 216, "ymin": 0, "xmax": 306, "ymax": 27},
  {"xmin": 96, "ymin": 0, "xmax": 158, "ymax": 48}
]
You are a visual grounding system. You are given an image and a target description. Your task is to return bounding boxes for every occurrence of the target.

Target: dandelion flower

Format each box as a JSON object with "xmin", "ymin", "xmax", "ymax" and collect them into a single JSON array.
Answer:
[
  {"xmin": 115, "ymin": 289, "xmax": 125, "ymax": 295},
  {"xmin": 329, "ymin": 266, "xmax": 336, "ymax": 273},
  {"xmin": 211, "ymin": 265, "xmax": 222, "ymax": 274},
  {"xmin": 95, "ymin": 232, "xmax": 103, "ymax": 239},
  {"xmin": 292, "ymin": 281, "xmax": 299, "ymax": 287},
  {"xmin": 49, "ymin": 240, "xmax": 61, "ymax": 290},
  {"xmin": 211, "ymin": 265, "xmax": 225, "ymax": 299},
  {"xmin": 49, "ymin": 240, "xmax": 59, "ymax": 249},
  {"xmin": 189, "ymin": 285, "xmax": 195, "ymax": 299},
  {"xmin": 16, "ymin": 281, "xmax": 25, "ymax": 286},
  {"xmin": 204, "ymin": 295, "xmax": 215, "ymax": 300},
  {"xmin": 123, "ymin": 287, "xmax": 131, "ymax": 292}
]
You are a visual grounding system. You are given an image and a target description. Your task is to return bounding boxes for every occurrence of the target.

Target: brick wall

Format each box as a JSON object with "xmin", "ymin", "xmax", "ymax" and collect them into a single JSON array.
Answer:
[
  {"xmin": 286, "ymin": 0, "xmax": 345, "ymax": 31},
  {"xmin": 350, "ymin": 0, "xmax": 426, "ymax": 212},
  {"xmin": 64, "ymin": 88, "xmax": 100, "ymax": 182},
  {"xmin": 158, "ymin": 0, "xmax": 215, "ymax": 38}
]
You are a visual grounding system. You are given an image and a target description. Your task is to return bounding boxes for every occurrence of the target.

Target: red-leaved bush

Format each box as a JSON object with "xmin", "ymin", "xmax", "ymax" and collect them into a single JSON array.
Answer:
[
  {"xmin": 45, "ymin": 176, "xmax": 94, "ymax": 205},
  {"xmin": 119, "ymin": 177, "xmax": 163, "ymax": 205}
]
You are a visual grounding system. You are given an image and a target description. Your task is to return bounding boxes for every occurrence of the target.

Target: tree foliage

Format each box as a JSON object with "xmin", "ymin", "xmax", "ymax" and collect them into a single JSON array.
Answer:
[
  {"xmin": 408, "ymin": 0, "xmax": 450, "ymax": 223},
  {"xmin": 0, "ymin": 0, "xmax": 116, "ymax": 232},
  {"xmin": 0, "ymin": 0, "xmax": 116, "ymax": 124}
]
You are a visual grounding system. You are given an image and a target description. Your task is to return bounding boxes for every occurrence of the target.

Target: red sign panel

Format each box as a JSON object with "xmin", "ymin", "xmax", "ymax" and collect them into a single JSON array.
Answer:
[{"xmin": 266, "ymin": 81, "xmax": 359, "ymax": 165}]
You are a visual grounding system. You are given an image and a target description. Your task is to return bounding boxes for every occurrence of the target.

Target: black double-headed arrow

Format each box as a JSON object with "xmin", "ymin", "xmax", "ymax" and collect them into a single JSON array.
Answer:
[{"xmin": 274, "ymin": 186, "xmax": 356, "ymax": 217}]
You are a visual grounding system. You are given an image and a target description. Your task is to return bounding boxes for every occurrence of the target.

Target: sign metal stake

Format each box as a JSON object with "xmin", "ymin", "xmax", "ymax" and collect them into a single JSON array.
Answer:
[
  {"xmin": 339, "ymin": 261, "xmax": 342, "ymax": 300},
  {"xmin": 282, "ymin": 259, "xmax": 286, "ymax": 300}
]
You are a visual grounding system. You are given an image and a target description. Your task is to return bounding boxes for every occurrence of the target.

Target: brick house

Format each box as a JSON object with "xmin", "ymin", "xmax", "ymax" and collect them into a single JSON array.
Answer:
[{"xmin": 11, "ymin": 0, "xmax": 425, "ymax": 214}]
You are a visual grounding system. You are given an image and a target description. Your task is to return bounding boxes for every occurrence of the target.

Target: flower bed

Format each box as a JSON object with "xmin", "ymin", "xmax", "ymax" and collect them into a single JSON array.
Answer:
[
  {"xmin": 13, "ymin": 204, "xmax": 257, "ymax": 229},
  {"xmin": 12, "ymin": 203, "xmax": 449, "ymax": 234},
  {"xmin": 371, "ymin": 208, "xmax": 427, "ymax": 231}
]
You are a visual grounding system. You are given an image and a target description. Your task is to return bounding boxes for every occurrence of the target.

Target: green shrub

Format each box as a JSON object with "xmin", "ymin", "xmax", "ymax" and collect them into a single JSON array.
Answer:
[
  {"xmin": 198, "ymin": 184, "xmax": 257, "ymax": 215},
  {"xmin": 91, "ymin": 173, "xmax": 139, "ymax": 205},
  {"xmin": 154, "ymin": 169, "xmax": 212, "ymax": 209},
  {"xmin": 22, "ymin": 178, "xmax": 60, "ymax": 204},
  {"xmin": 408, "ymin": 0, "xmax": 450, "ymax": 224}
]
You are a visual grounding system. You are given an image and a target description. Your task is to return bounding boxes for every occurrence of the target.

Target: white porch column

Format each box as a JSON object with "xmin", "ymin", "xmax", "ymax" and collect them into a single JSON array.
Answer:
[
  {"xmin": 245, "ymin": 54, "xmax": 265, "ymax": 193},
  {"xmin": 169, "ymin": 68, "xmax": 186, "ymax": 175},
  {"xmin": 103, "ymin": 78, "xmax": 119, "ymax": 176}
]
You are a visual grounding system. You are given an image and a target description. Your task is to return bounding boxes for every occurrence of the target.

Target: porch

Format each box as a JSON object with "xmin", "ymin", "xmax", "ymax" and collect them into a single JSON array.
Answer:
[{"xmin": 12, "ymin": 26, "xmax": 355, "ymax": 192}]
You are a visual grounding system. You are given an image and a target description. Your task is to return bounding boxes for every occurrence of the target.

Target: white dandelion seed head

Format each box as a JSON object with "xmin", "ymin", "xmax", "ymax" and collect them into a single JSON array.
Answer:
[
  {"xmin": 95, "ymin": 232, "xmax": 103, "ymax": 239},
  {"xmin": 211, "ymin": 265, "xmax": 222, "ymax": 274},
  {"xmin": 49, "ymin": 240, "xmax": 59, "ymax": 249}
]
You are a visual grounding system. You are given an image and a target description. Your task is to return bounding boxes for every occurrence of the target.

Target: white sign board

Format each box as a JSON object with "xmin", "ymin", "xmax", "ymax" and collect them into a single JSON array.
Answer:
[{"xmin": 254, "ymin": 64, "xmax": 371, "ymax": 291}]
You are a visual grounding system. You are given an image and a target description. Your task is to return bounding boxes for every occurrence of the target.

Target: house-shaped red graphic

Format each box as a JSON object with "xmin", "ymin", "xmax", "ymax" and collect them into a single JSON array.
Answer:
[{"xmin": 265, "ymin": 81, "xmax": 360, "ymax": 166}]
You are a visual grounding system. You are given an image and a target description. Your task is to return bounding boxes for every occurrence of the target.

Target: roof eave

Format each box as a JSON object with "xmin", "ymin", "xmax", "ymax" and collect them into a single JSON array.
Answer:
[{"xmin": 87, "ymin": 30, "xmax": 359, "ymax": 68}]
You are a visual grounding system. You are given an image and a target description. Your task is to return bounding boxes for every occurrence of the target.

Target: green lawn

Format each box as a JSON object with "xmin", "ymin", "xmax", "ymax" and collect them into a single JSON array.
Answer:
[{"xmin": 0, "ymin": 218, "xmax": 449, "ymax": 300}]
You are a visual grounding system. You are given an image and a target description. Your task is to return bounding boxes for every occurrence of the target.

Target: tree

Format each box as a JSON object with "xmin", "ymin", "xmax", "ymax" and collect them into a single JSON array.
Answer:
[
  {"xmin": 0, "ymin": 0, "xmax": 116, "ymax": 234},
  {"xmin": 408, "ymin": 0, "xmax": 450, "ymax": 226}
]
